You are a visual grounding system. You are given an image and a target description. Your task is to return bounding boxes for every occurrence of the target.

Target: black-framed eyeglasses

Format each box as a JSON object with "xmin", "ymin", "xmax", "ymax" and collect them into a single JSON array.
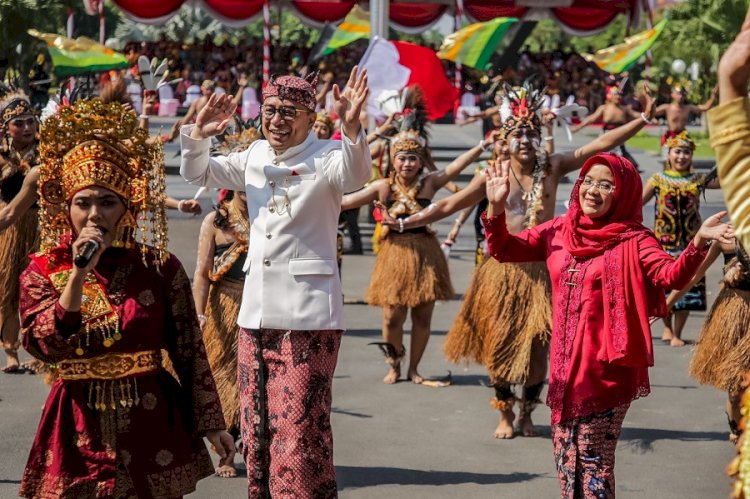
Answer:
[{"xmin": 261, "ymin": 105, "xmax": 306, "ymax": 121}]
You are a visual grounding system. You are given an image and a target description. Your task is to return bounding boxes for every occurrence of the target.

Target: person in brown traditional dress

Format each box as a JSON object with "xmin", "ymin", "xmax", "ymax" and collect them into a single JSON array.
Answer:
[
  {"xmin": 18, "ymin": 99, "xmax": 234, "ymax": 498},
  {"xmin": 0, "ymin": 88, "xmax": 40, "ymax": 373},
  {"xmin": 341, "ymin": 127, "xmax": 494, "ymax": 385},
  {"xmin": 193, "ymin": 189, "xmax": 251, "ymax": 478}
]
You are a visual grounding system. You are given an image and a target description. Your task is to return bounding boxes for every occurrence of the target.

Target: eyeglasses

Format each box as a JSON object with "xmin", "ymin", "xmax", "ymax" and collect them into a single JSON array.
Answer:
[
  {"xmin": 261, "ymin": 105, "xmax": 306, "ymax": 121},
  {"xmin": 580, "ymin": 177, "xmax": 615, "ymax": 194}
]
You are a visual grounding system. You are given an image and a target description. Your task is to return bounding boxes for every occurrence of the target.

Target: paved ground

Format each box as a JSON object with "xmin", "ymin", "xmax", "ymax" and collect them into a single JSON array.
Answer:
[{"xmin": 0, "ymin": 121, "xmax": 737, "ymax": 498}]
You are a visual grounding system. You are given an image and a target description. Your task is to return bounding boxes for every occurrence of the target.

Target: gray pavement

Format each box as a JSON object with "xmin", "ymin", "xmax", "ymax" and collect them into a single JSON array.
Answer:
[{"xmin": 0, "ymin": 121, "xmax": 736, "ymax": 498}]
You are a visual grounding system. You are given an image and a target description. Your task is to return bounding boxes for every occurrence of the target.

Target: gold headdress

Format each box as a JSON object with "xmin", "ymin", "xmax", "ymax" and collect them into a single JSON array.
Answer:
[
  {"xmin": 665, "ymin": 130, "xmax": 696, "ymax": 151},
  {"xmin": 213, "ymin": 126, "xmax": 261, "ymax": 155},
  {"xmin": 315, "ymin": 111, "xmax": 334, "ymax": 131},
  {"xmin": 38, "ymin": 99, "xmax": 168, "ymax": 268},
  {"xmin": 391, "ymin": 129, "xmax": 426, "ymax": 157},
  {"xmin": 0, "ymin": 88, "xmax": 33, "ymax": 126}
]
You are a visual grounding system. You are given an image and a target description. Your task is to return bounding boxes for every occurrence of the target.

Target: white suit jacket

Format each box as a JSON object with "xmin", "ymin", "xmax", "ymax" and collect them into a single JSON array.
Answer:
[{"xmin": 180, "ymin": 127, "xmax": 371, "ymax": 330}]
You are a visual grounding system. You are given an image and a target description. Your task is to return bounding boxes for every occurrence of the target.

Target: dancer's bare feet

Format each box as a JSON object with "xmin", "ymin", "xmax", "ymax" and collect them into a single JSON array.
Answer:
[
  {"xmin": 20, "ymin": 359, "xmax": 45, "ymax": 374},
  {"xmin": 3, "ymin": 349, "xmax": 20, "ymax": 374},
  {"xmin": 383, "ymin": 366, "xmax": 400, "ymax": 384},
  {"xmin": 407, "ymin": 369, "xmax": 424, "ymax": 385},
  {"xmin": 494, "ymin": 409, "xmax": 515, "ymax": 439},
  {"xmin": 215, "ymin": 463, "xmax": 237, "ymax": 478},
  {"xmin": 517, "ymin": 414, "xmax": 540, "ymax": 437},
  {"xmin": 661, "ymin": 327, "xmax": 674, "ymax": 343},
  {"xmin": 670, "ymin": 337, "xmax": 686, "ymax": 347}
]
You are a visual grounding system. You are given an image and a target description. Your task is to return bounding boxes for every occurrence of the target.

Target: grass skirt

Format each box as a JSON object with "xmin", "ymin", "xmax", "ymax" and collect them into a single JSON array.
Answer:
[
  {"xmin": 0, "ymin": 205, "xmax": 38, "ymax": 342},
  {"xmin": 203, "ymin": 278, "xmax": 243, "ymax": 434},
  {"xmin": 365, "ymin": 232, "xmax": 453, "ymax": 308},
  {"xmin": 689, "ymin": 286, "xmax": 750, "ymax": 393},
  {"xmin": 443, "ymin": 258, "xmax": 551, "ymax": 384}
]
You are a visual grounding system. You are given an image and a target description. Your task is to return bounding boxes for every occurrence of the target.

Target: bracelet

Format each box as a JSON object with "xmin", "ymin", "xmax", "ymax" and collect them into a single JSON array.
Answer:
[
  {"xmin": 454, "ymin": 218, "xmax": 463, "ymax": 225},
  {"xmin": 398, "ymin": 218, "xmax": 405, "ymax": 233},
  {"xmin": 640, "ymin": 112, "xmax": 651, "ymax": 124},
  {"xmin": 544, "ymin": 136, "xmax": 554, "ymax": 142},
  {"xmin": 177, "ymin": 200, "xmax": 186, "ymax": 212},
  {"xmin": 478, "ymin": 139, "xmax": 488, "ymax": 152},
  {"xmin": 197, "ymin": 314, "xmax": 207, "ymax": 323},
  {"xmin": 139, "ymin": 114, "xmax": 150, "ymax": 120}
]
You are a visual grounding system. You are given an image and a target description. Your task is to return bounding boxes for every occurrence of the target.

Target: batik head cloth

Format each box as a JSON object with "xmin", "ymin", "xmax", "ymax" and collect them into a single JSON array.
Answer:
[{"xmin": 262, "ymin": 73, "xmax": 318, "ymax": 112}]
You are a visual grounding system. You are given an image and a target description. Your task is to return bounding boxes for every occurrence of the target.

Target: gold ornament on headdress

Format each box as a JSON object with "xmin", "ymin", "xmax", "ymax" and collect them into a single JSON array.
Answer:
[
  {"xmin": 665, "ymin": 130, "xmax": 696, "ymax": 151},
  {"xmin": 316, "ymin": 111, "xmax": 334, "ymax": 131},
  {"xmin": 391, "ymin": 130, "xmax": 426, "ymax": 157},
  {"xmin": 0, "ymin": 89, "xmax": 33, "ymax": 125},
  {"xmin": 37, "ymin": 99, "xmax": 168, "ymax": 268}
]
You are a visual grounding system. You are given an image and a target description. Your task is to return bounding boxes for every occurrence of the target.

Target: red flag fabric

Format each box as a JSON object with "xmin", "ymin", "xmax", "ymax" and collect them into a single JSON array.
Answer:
[
  {"xmin": 392, "ymin": 40, "xmax": 458, "ymax": 120},
  {"xmin": 360, "ymin": 38, "xmax": 458, "ymax": 121}
]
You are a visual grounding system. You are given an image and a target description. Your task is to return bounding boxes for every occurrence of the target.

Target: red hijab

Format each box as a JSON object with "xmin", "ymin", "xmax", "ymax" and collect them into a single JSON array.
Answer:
[{"xmin": 562, "ymin": 153, "xmax": 666, "ymax": 368}]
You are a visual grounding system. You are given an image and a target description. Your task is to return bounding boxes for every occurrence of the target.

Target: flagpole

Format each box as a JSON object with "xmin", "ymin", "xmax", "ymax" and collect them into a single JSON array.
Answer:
[
  {"xmin": 454, "ymin": 0, "xmax": 463, "ymax": 92},
  {"xmin": 643, "ymin": 0, "xmax": 654, "ymax": 81},
  {"xmin": 98, "ymin": 0, "xmax": 105, "ymax": 45},
  {"xmin": 66, "ymin": 6, "xmax": 74, "ymax": 38},
  {"xmin": 262, "ymin": 0, "xmax": 271, "ymax": 85},
  {"xmin": 370, "ymin": 0, "xmax": 389, "ymax": 40}
]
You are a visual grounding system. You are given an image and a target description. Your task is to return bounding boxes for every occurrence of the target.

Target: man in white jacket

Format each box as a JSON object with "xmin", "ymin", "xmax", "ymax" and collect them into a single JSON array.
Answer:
[{"xmin": 180, "ymin": 67, "xmax": 370, "ymax": 498}]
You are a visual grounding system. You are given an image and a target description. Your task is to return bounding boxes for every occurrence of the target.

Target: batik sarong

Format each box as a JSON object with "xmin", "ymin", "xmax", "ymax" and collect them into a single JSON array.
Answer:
[
  {"xmin": 238, "ymin": 328, "xmax": 341, "ymax": 499},
  {"xmin": 551, "ymin": 404, "xmax": 629, "ymax": 499}
]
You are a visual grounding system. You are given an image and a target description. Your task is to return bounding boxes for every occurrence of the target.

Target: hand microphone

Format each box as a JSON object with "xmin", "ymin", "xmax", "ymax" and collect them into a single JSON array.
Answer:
[{"xmin": 74, "ymin": 240, "xmax": 100, "ymax": 269}]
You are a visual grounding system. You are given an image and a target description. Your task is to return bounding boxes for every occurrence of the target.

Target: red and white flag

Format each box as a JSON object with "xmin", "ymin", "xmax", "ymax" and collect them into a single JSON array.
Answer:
[{"xmin": 360, "ymin": 37, "xmax": 458, "ymax": 121}]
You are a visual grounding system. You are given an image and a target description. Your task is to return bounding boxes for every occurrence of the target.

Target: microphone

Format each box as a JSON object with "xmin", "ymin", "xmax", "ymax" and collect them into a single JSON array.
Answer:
[{"xmin": 74, "ymin": 240, "xmax": 100, "ymax": 269}]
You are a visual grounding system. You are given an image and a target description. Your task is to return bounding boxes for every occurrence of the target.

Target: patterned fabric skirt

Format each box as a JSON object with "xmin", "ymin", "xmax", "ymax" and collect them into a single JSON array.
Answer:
[
  {"xmin": 443, "ymin": 259, "xmax": 551, "ymax": 384},
  {"xmin": 552, "ymin": 404, "xmax": 629, "ymax": 499},
  {"xmin": 666, "ymin": 247, "xmax": 707, "ymax": 311},
  {"xmin": 690, "ymin": 286, "xmax": 750, "ymax": 393},
  {"xmin": 365, "ymin": 232, "xmax": 454, "ymax": 308},
  {"xmin": 203, "ymin": 278, "xmax": 243, "ymax": 437},
  {"xmin": 238, "ymin": 328, "xmax": 341, "ymax": 499}
]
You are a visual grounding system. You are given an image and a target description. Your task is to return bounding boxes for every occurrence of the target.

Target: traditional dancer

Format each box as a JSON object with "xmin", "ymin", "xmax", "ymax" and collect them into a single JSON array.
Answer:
[
  {"xmin": 642, "ymin": 131, "xmax": 721, "ymax": 346},
  {"xmin": 708, "ymin": 8, "xmax": 750, "ymax": 494},
  {"xmin": 180, "ymin": 68, "xmax": 370, "ymax": 498},
  {"xmin": 341, "ymin": 119, "xmax": 493, "ymax": 385},
  {"xmin": 0, "ymin": 87, "xmax": 40, "ymax": 373},
  {"xmin": 383, "ymin": 82, "xmax": 657, "ymax": 438},
  {"xmin": 18, "ymin": 99, "xmax": 234, "ymax": 498},
  {"xmin": 654, "ymin": 84, "xmax": 717, "ymax": 147},
  {"xmin": 483, "ymin": 153, "xmax": 731, "ymax": 498},
  {"xmin": 664, "ymin": 238, "xmax": 750, "ymax": 443},
  {"xmin": 572, "ymin": 85, "xmax": 642, "ymax": 170}
]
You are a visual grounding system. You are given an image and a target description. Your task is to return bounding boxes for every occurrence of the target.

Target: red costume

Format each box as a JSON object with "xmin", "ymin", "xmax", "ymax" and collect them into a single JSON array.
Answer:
[
  {"xmin": 19, "ymin": 246, "xmax": 224, "ymax": 498},
  {"xmin": 483, "ymin": 153, "xmax": 708, "ymax": 497},
  {"xmin": 18, "ymin": 99, "xmax": 226, "ymax": 498}
]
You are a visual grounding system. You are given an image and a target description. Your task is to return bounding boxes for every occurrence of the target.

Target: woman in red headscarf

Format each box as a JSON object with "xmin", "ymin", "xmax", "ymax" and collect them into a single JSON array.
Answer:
[{"xmin": 481, "ymin": 153, "xmax": 733, "ymax": 498}]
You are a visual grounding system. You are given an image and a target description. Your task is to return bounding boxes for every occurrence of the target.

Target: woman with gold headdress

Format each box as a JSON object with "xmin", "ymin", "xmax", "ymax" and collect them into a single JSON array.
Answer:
[
  {"xmin": 341, "ymin": 128, "xmax": 494, "ymax": 384},
  {"xmin": 192, "ymin": 126, "xmax": 259, "ymax": 479},
  {"xmin": 642, "ymin": 131, "xmax": 721, "ymax": 347},
  {"xmin": 18, "ymin": 99, "xmax": 234, "ymax": 498},
  {"xmin": 0, "ymin": 87, "xmax": 41, "ymax": 373}
]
